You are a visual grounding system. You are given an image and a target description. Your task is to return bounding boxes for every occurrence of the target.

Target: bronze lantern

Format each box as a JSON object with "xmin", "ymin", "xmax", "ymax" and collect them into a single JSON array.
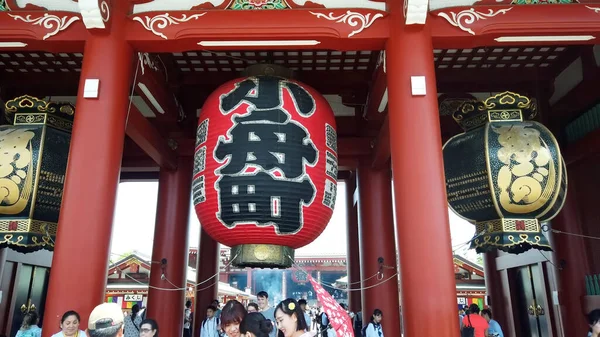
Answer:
[
  {"xmin": 0, "ymin": 95, "xmax": 74, "ymax": 252},
  {"xmin": 443, "ymin": 92, "xmax": 566, "ymax": 254}
]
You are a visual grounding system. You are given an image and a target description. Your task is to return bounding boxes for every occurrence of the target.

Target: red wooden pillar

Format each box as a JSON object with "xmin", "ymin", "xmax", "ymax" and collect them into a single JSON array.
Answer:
[
  {"xmin": 386, "ymin": 10, "xmax": 459, "ymax": 337},
  {"xmin": 356, "ymin": 162, "xmax": 401, "ymax": 336},
  {"xmin": 552, "ymin": 180, "xmax": 590, "ymax": 337},
  {"xmin": 193, "ymin": 228, "xmax": 220, "ymax": 337},
  {"xmin": 345, "ymin": 175, "xmax": 362, "ymax": 313},
  {"xmin": 483, "ymin": 251, "xmax": 508, "ymax": 329},
  {"xmin": 41, "ymin": 8, "xmax": 133, "ymax": 335},
  {"xmin": 146, "ymin": 156, "xmax": 193, "ymax": 337}
]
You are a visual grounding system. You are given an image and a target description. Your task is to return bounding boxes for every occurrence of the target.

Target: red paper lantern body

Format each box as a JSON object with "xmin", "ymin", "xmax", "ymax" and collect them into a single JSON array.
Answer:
[{"xmin": 193, "ymin": 76, "xmax": 337, "ymax": 265}]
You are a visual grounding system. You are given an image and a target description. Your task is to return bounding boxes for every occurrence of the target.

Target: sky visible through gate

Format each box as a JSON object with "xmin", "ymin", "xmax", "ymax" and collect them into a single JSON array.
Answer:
[{"xmin": 109, "ymin": 181, "xmax": 478, "ymax": 263}]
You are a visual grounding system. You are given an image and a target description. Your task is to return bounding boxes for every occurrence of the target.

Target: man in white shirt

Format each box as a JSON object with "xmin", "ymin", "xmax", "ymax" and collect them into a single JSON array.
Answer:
[
  {"xmin": 200, "ymin": 305, "xmax": 220, "ymax": 337},
  {"xmin": 257, "ymin": 291, "xmax": 277, "ymax": 337}
]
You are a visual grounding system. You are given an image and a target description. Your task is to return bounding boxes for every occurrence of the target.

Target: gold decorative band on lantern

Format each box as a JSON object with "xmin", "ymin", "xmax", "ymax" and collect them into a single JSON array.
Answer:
[
  {"xmin": 452, "ymin": 92, "xmax": 537, "ymax": 131},
  {"xmin": 230, "ymin": 244, "xmax": 295, "ymax": 268},
  {"xmin": 5, "ymin": 95, "xmax": 75, "ymax": 132},
  {"xmin": 0, "ymin": 218, "xmax": 57, "ymax": 251},
  {"xmin": 475, "ymin": 218, "xmax": 540, "ymax": 233},
  {"xmin": 471, "ymin": 218, "xmax": 551, "ymax": 254}
]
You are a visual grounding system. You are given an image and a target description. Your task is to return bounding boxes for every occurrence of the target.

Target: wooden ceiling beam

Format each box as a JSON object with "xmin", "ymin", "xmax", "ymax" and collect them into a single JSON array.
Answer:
[
  {"xmin": 176, "ymin": 70, "xmax": 372, "ymax": 96},
  {"xmin": 564, "ymin": 127, "xmax": 600, "ymax": 167},
  {"xmin": 134, "ymin": 53, "xmax": 183, "ymax": 123},
  {"xmin": 364, "ymin": 55, "xmax": 387, "ymax": 123},
  {"xmin": 550, "ymin": 46, "xmax": 600, "ymax": 127},
  {"xmin": 125, "ymin": 104, "xmax": 178, "ymax": 170},
  {"xmin": 371, "ymin": 115, "xmax": 390, "ymax": 169}
]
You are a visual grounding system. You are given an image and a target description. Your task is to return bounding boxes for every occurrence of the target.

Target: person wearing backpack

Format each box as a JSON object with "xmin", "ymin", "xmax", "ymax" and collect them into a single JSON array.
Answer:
[
  {"xmin": 200, "ymin": 305, "xmax": 221, "ymax": 337},
  {"xmin": 353, "ymin": 311, "xmax": 362, "ymax": 337},
  {"xmin": 362, "ymin": 309, "xmax": 383, "ymax": 337},
  {"xmin": 461, "ymin": 304, "xmax": 489, "ymax": 337}
]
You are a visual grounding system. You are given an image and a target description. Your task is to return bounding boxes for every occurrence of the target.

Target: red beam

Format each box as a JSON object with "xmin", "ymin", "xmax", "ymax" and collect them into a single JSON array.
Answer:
[
  {"xmin": 364, "ymin": 56, "xmax": 387, "ymax": 122},
  {"xmin": 551, "ymin": 47, "xmax": 600, "ymax": 126},
  {"xmin": 0, "ymin": 11, "xmax": 86, "ymax": 52},
  {"xmin": 371, "ymin": 115, "xmax": 390, "ymax": 169},
  {"xmin": 564, "ymin": 127, "xmax": 600, "ymax": 166},
  {"xmin": 126, "ymin": 9, "xmax": 388, "ymax": 52},
  {"xmin": 125, "ymin": 104, "xmax": 178, "ymax": 170},
  {"xmin": 431, "ymin": 4, "xmax": 600, "ymax": 49},
  {"xmin": 339, "ymin": 137, "xmax": 373, "ymax": 156},
  {"xmin": 339, "ymin": 157, "xmax": 359, "ymax": 170},
  {"xmin": 134, "ymin": 53, "xmax": 182, "ymax": 123},
  {"xmin": 1, "ymin": 4, "xmax": 600, "ymax": 53}
]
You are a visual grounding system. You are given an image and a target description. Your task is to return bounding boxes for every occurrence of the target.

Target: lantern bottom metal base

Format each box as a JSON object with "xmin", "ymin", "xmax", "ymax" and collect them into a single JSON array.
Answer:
[{"xmin": 230, "ymin": 244, "xmax": 294, "ymax": 269}]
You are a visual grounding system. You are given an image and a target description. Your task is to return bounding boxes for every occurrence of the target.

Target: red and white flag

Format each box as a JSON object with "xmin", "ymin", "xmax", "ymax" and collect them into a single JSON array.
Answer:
[{"xmin": 309, "ymin": 275, "xmax": 354, "ymax": 337}]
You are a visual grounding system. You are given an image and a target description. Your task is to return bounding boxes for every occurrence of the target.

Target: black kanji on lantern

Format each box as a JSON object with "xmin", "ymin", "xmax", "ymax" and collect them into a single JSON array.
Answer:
[
  {"xmin": 220, "ymin": 76, "xmax": 316, "ymax": 117},
  {"xmin": 215, "ymin": 113, "xmax": 317, "ymax": 178},
  {"xmin": 217, "ymin": 172, "xmax": 315, "ymax": 234},
  {"xmin": 214, "ymin": 76, "xmax": 318, "ymax": 234}
]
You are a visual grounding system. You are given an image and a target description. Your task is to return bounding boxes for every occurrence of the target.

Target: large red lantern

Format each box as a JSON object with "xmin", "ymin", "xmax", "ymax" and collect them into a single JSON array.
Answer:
[{"xmin": 193, "ymin": 75, "xmax": 337, "ymax": 268}]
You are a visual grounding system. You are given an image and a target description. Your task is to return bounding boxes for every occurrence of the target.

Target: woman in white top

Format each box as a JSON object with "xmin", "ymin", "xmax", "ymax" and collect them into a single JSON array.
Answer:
[
  {"xmin": 50, "ymin": 310, "xmax": 87, "ymax": 337},
  {"xmin": 364, "ymin": 309, "xmax": 384, "ymax": 337},
  {"xmin": 274, "ymin": 299, "xmax": 313, "ymax": 337}
]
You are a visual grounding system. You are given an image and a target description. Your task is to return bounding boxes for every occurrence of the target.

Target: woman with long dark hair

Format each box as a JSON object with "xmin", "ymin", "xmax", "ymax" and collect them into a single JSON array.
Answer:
[
  {"xmin": 139, "ymin": 318, "xmax": 159, "ymax": 337},
  {"xmin": 124, "ymin": 304, "xmax": 142, "ymax": 337},
  {"xmin": 274, "ymin": 299, "xmax": 310, "ymax": 337},
  {"xmin": 16, "ymin": 311, "xmax": 42, "ymax": 337},
  {"xmin": 240, "ymin": 312, "xmax": 273, "ymax": 337},
  {"xmin": 363, "ymin": 309, "xmax": 383, "ymax": 337}
]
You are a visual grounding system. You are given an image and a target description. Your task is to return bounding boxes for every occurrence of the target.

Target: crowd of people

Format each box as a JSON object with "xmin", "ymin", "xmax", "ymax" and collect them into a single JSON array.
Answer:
[
  {"xmin": 459, "ymin": 303, "xmax": 504, "ymax": 337},
  {"xmin": 17, "ymin": 296, "xmax": 600, "ymax": 337},
  {"xmin": 197, "ymin": 291, "xmax": 385, "ymax": 337},
  {"xmin": 13, "ymin": 303, "xmax": 158, "ymax": 337},
  {"xmin": 197, "ymin": 292, "xmax": 313, "ymax": 337},
  {"xmin": 11, "ymin": 290, "xmax": 385, "ymax": 337}
]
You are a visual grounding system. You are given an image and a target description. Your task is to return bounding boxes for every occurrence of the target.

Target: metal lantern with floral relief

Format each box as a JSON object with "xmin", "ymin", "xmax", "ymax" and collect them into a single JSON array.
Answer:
[
  {"xmin": 0, "ymin": 95, "xmax": 74, "ymax": 252},
  {"xmin": 443, "ymin": 92, "xmax": 567, "ymax": 254},
  {"xmin": 193, "ymin": 75, "xmax": 338, "ymax": 268}
]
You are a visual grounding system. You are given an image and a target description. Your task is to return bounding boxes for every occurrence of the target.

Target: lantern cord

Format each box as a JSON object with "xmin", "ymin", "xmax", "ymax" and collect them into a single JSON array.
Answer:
[
  {"xmin": 343, "ymin": 272, "xmax": 381, "ymax": 285},
  {"xmin": 158, "ymin": 253, "xmax": 240, "ymax": 289},
  {"xmin": 109, "ymin": 260, "xmax": 189, "ymax": 291},
  {"xmin": 108, "ymin": 259, "xmax": 225, "ymax": 292},
  {"xmin": 45, "ymin": 224, "xmax": 236, "ymax": 291},
  {"xmin": 537, "ymin": 250, "xmax": 562, "ymax": 271},
  {"xmin": 155, "ymin": 54, "xmax": 169, "ymax": 83},
  {"xmin": 125, "ymin": 56, "xmax": 142, "ymax": 127},
  {"xmin": 452, "ymin": 229, "xmax": 488, "ymax": 253},
  {"xmin": 550, "ymin": 229, "xmax": 600, "ymax": 240},
  {"xmin": 287, "ymin": 255, "xmax": 398, "ymax": 292}
]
